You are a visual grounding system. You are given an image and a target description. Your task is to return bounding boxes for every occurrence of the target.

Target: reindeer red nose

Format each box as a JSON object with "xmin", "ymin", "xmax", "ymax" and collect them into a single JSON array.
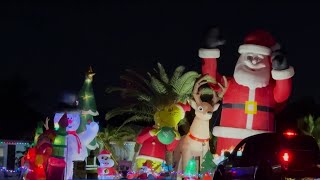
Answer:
[{"xmin": 68, "ymin": 119, "xmax": 73, "ymax": 125}]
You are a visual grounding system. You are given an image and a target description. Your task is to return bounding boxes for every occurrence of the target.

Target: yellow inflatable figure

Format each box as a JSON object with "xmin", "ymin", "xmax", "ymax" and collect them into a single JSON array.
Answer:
[{"xmin": 135, "ymin": 103, "xmax": 190, "ymax": 173}]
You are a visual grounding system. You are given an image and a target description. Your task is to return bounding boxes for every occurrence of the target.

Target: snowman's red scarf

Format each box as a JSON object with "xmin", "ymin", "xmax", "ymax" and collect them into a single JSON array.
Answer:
[{"xmin": 67, "ymin": 131, "xmax": 81, "ymax": 153}]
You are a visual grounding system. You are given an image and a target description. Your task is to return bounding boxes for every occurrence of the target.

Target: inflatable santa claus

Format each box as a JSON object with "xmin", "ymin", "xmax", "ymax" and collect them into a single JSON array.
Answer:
[
  {"xmin": 97, "ymin": 150, "xmax": 118, "ymax": 179},
  {"xmin": 199, "ymin": 29, "xmax": 294, "ymax": 155}
]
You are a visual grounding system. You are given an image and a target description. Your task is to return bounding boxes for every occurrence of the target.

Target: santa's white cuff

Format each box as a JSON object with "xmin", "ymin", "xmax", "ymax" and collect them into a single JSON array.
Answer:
[
  {"xmin": 199, "ymin": 48, "xmax": 220, "ymax": 58},
  {"xmin": 271, "ymin": 66, "xmax": 294, "ymax": 80},
  {"xmin": 212, "ymin": 126, "xmax": 272, "ymax": 139}
]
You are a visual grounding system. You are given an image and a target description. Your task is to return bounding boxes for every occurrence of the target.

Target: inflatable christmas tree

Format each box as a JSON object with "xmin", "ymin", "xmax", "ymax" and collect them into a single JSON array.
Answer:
[
  {"xmin": 200, "ymin": 150, "xmax": 216, "ymax": 178},
  {"xmin": 78, "ymin": 66, "xmax": 99, "ymax": 150}
]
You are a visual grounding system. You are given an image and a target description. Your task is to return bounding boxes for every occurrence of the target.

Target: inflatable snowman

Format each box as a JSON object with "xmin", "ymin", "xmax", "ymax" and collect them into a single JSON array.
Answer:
[
  {"xmin": 97, "ymin": 150, "xmax": 118, "ymax": 179},
  {"xmin": 53, "ymin": 111, "xmax": 99, "ymax": 179}
]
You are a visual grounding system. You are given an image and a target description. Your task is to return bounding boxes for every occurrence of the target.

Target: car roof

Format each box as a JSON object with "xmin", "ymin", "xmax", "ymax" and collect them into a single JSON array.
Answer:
[{"xmin": 242, "ymin": 132, "xmax": 319, "ymax": 151}]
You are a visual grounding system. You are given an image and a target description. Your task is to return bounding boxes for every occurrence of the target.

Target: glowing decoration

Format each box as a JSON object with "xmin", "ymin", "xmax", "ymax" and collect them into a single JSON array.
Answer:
[
  {"xmin": 78, "ymin": 66, "xmax": 99, "ymax": 150},
  {"xmin": 200, "ymin": 150, "xmax": 216, "ymax": 177},
  {"xmin": 23, "ymin": 125, "xmax": 56, "ymax": 180},
  {"xmin": 283, "ymin": 130, "xmax": 297, "ymax": 137},
  {"xmin": 175, "ymin": 76, "xmax": 226, "ymax": 174},
  {"xmin": 52, "ymin": 108, "xmax": 99, "ymax": 179},
  {"xmin": 161, "ymin": 162, "xmax": 173, "ymax": 172},
  {"xmin": 97, "ymin": 150, "xmax": 118, "ymax": 179},
  {"xmin": 154, "ymin": 103, "xmax": 187, "ymax": 128},
  {"xmin": 0, "ymin": 141, "xmax": 30, "ymax": 145},
  {"xmin": 136, "ymin": 103, "xmax": 190, "ymax": 172},
  {"xmin": 157, "ymin": 127, "xmax": 175, "ymax": 145},
  {"xmin": 137, "ymin": 160, "xmax": 157, "ymax": 179},
  {"xmin": 199, "ymin": 29, "xmax": 294, "ymax": 159},
  {"xmin": 47, "ymin": 113, "xmax": 67, "ymax": 180},
  {"xmin": 184, "ymin": 158, "xmax": 197, "ymax": 178}
]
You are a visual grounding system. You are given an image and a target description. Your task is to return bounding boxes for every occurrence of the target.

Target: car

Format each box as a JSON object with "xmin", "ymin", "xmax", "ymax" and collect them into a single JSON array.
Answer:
[{"xmin": 213, "ymin": 131, "xmax": 320, "ymax": 180}]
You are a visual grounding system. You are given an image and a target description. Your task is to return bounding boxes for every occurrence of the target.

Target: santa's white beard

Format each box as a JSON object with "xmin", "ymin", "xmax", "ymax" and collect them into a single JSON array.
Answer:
[{"xmin": 234, "ymin": 64, "xmax": 271, "ymax": 89}]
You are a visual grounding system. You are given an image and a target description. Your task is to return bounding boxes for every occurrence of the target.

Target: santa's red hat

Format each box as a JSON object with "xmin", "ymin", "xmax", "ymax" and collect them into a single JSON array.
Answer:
[
  {"xmin": 238, "ymin": 30, "xmax": 279, "ymax": 56},
  {"xmin": 99, "ymin": 150, "xmax": 112, "ymax": 157},
  {"xmin": 177, "ymin": 102, "xmax": 191, "ymax": 112}
]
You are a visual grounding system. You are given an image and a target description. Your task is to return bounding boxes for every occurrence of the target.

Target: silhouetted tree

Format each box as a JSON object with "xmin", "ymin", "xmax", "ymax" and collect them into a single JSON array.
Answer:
[{"xmin": 0, "ymin": 74, "xmax": 43, "ymax": 140}]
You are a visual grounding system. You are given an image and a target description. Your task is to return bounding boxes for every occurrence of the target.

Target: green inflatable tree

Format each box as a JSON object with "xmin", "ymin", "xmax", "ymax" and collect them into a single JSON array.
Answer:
[
  {"xmin": 200, "ymin": 150, "xmax": 216, "ymax": 176},
  {"xmin": 77, "ymin": 66, "xmax": 99, "ymax": 150},
  {"xmin": 184, "ymin": 158, "xmax": 197, "ymax": 177}
]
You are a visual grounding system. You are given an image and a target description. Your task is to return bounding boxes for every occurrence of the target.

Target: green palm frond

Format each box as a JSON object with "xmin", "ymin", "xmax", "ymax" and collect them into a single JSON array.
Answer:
[
  {"xmin": 304, "ymin": 114, "xmax": 314, "ymax": 134},
  {"xmin": 105, "ymin": 105, "xmax": 135, "ymax": 120},
  {"xmin": 173, "ymin": 71, "xmax": 201, "ymax": 95},
  {"xmin": 298, "ymin": 114, "xmax": 320, "ymax": 147},
  {"xmin": 106, "ymin": 86, "xmax": 152, "ymax": 101},
  {"xmin": 148, "ymin": 72, "xmax": 167, "ymax": 94},
  {"xmin": 314, "ymin": 117, "xmax": 320, "ymax": 145},
  {"xmin": 105, "ymin": 62, "xmax": 209, "ymax": 132},
  {"xmin": 170, "ymin": 66, "xmax": 185, "ymax": 85},
  {"xmin": 117, "ymin": 115, "xmax": 153, "ymax": 132},
  {"xmin": 200, "ymin": 87, "xmax": 214, "ymax": 95},
  {"xmin": 106, "ymin": 105, "xmax": 155, "ymax": 121},
  {"xmin": 125, "ymin": 69, "xmax": 155, "ymax": 93},
  {"xmin": 157, "ymin": 62, "xmax": 169, "ymax": 84},
  {"xmin": 105, "ymin": 86, "xmax": 127, "ymax": 94},
  {"xmin": 120, "ymin": 74, "xmax": 152, "ymax": 95}
]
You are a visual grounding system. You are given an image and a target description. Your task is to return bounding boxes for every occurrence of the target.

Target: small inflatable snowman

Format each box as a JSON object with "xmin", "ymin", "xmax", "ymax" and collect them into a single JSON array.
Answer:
[{"xmin": 97, "ymin": 150, "xmax": 117, "ymax": 179}]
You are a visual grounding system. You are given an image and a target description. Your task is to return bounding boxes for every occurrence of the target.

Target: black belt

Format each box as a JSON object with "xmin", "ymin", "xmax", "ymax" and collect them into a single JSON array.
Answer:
[{"xmin": 222, "ymin": 103, "xmax": 274, "ymax": 112}]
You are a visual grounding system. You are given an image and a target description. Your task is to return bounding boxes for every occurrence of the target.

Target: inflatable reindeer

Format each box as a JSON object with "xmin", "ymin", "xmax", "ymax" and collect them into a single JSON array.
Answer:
[{"xmin": 175, "ymin": 75, "xmax": 227, "ymax": 177}]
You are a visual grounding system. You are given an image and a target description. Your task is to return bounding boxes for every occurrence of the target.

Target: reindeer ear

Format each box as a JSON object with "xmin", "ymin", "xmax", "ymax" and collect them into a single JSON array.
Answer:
[
  {"xmin": 189, "ymin": 99, "xmax": 197, "ymax": 110},
  {"xmin": 213, "ymin": 103, "xmax": 220, "ymax": 112}
]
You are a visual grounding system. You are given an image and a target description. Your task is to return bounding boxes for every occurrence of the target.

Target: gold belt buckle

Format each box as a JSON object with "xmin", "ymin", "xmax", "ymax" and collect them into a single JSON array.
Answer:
[{"xmin": 245, "ymin": 101, "xmax": 257, "ymax": 114}]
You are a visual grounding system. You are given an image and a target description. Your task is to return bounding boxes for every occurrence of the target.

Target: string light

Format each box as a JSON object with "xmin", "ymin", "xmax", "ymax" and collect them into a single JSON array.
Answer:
[
  {"xmin": 0, "ymin": 141, "xmax": 30, "ymax": 145},
  {"xmin": 0, "ymin": 166, "xmax": 30, "ymax": 173}
]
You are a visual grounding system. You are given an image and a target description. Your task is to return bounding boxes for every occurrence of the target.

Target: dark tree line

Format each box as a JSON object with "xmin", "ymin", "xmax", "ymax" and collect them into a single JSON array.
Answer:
[
  {"xmin": 275, "ymin": 96, "xmax": 320, "ymax": 133},
  {"xmin": 0, "ymin": 74, "xmax": 44, "ymax": 140}
]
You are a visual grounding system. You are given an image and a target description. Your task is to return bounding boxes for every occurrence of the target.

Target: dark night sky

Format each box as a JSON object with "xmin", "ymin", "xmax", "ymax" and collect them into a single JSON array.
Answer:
[{"xmin": 1, "ymin": 1, "xmax": 320, "ymax": 139}]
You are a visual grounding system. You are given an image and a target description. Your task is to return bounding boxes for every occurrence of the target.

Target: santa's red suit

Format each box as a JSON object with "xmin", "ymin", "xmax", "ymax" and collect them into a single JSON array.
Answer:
[
  {"xmin": 199, "ymin": 30, "xmax": 295, "ymax": 154},
  {"xmin": 136, "ymin": 127, "xmax": 180, "ymax": 163}
]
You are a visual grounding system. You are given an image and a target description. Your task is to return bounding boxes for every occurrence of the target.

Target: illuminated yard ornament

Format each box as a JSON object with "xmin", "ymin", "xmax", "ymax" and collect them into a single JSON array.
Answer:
[
  {"xmin": 47, "ymin": 113, "xmax": 68, "ymax": 180},
  {"xmin": 137, "ymin": 160, "xmax": 157, "ymax": 179},
  {"xmin": 105, "ymin": 63, "xmax": 207, "ymax": 173},
  {"xmin": 97, "ymin": 150, "xmax": 118, "ymax": 179},
  {"xmin": 184, "ymin": 158, "xmax": 197, "ymax": 179},
  {"xmin": 157, "ymin": 126, "xmax": 176, "ymax": 145},
  {"xmin": 200, "ymin": 150, "xmax": 216, "ymax": 178},
  {"xmin": 78, "ymin": 66, "xmax": 100, "ymax": 150},
  {"xmin": 199, "ymin": 29, "xmax": 294, "ymax": 159},
  {"xmin": 23, "ymin": 118, "xmax": 56, "ymax": 180},
  {"xmin": 52, "ymin": 92, "xmax": 99, "ymax": 179},
  {"xmin": 175, "ymin": 75, "xmax": 227, "ymax": 177},
  {"xmin": 136, "ymin": 102, "xmax": 190, "ymax": 172}
]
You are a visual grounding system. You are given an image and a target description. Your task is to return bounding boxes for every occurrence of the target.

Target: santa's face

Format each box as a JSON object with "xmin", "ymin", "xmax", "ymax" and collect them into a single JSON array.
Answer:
[
  {"xmin": 234, "ymin": 53, "xmax": 271, "ymax": 89},
  {"xmin": 98, "ymin": 155, "xmax": 114, "ymax": 167}
]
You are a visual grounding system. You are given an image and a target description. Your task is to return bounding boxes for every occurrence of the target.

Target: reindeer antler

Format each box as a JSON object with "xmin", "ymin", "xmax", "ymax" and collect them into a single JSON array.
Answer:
[
  {"xmin": 192, "ymin": 76, "xmax": 209, "ymax": 104},
  {"xmin": 212, "ymin": 76, "xmax": 228, "ymax": 104},
  {"xmin": 43, "ymin": 117, "xmax": 50, "ymax": 130}
]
